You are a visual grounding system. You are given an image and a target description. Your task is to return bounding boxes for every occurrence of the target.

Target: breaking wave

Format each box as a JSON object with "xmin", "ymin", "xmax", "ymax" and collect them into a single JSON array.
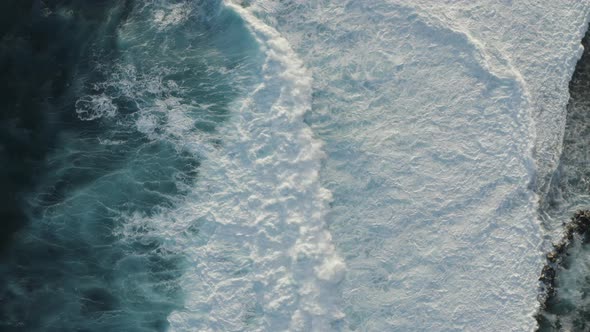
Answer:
[{"xmin": 2, "ymin": 1, "xmax": 590, "ymax": 331}]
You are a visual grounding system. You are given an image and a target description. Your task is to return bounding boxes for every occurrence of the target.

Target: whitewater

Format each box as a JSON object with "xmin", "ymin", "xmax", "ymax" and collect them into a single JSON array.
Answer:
[
  {"xmin": 159, "ymin": 1, "xmax": 590, "ymax": 331},
  {"xmin": 11, "ymin": 0, "xmax": 590, "ymax": 331},
  {"xmin": 162, "ymin": 3, "xmax": 346, "ymax": 330}
]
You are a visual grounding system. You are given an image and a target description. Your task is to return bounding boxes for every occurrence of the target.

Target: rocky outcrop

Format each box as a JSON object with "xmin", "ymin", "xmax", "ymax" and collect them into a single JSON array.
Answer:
[{"xmin": 536, "ymin": 210, "xmax": 590, "ymax": 327}]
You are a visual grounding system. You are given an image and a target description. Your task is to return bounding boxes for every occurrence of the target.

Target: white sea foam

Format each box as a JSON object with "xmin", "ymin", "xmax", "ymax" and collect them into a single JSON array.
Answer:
[
  {"xmin": 153, "ymin": 3, "xmax": 192, "ymax": 29},
  {"xmin": 238, "ymin": 0, "xmax": 590, "ymax": 330},
  {"xmin": 95, "ymin": 0, "xmax": 590, "ymax": 330},
  {"xmin": 162, "ymin": 2, "xmax": 345, "ymax": 331},
  {"xmin": 76, "ymin": 61, "xmax": 221, "ymax": 158},
  {"xmin": 75, "ymin": 93, "xmax": 118, "ymax": 121},
  {"xmin": 407, "ymin": 1, "xmax": 590, "ymax": 196},
  {"xmin": 66, "ymin": 1, "xmax": 347, "ymax": 330}
]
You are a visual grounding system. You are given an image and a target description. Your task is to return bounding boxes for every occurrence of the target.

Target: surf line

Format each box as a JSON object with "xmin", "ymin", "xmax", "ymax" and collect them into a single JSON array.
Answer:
[{"xmin": 192, "ymin": 1, "xmax": 347, "ymax": 330}]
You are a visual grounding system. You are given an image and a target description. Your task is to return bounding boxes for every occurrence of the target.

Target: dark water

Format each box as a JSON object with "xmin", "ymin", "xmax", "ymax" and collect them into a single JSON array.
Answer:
[
  {"xmin": 0, "ymin": 0, "xmax": 129, "ymax": 252},
  {"xmin": 537, "ymin": 23, "xmax": 590, "ymax": 331},
  {"xmin": 0, "ymin": 1, "xmax": 258, "ymax": 331}
]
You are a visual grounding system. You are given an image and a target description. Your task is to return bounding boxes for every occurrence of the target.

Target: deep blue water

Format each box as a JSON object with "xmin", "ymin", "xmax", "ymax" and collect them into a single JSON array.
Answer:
[{"xmin": 0, "ymin": 1, "xmax": 258, "ymax": 330}]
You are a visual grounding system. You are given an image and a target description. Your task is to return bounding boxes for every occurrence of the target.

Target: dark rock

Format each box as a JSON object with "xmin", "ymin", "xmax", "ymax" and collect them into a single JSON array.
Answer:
[
  {"xmin": 536, "ymin": 209, "xmax": 590, "ymax": 328},
  {"xmin": 539, "ymin": 265, "xmax": 556, "ymax": 283}
]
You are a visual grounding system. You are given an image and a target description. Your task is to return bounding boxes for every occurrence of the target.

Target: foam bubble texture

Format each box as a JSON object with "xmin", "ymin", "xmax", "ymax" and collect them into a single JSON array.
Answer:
[
  {"xmin": 164, "ymin": 2, "xmax": 345, "ymax": 331},
  {"xmin": 241, "ymin": 0, "xmax": 590, "ymax": 330}
]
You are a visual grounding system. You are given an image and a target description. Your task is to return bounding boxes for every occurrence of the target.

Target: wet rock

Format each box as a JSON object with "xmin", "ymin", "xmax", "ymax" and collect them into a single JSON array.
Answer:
[
  {"xmin": 536, "ymin": 209, "xmax": 590, "ymax": 324},
  {"xmin": 539, "ymin": 265, "xmax": 556, "ymax": 284},
  {"xmin": 546, "ymin": 251, "xmax": 557, "ymax": 263}
]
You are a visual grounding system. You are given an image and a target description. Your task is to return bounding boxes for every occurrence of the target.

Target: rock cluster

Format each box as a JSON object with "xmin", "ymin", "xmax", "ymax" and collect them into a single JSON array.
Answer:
[{"xmin": 537, "ymin": 210, "xmax": 590, "ymax": 308}]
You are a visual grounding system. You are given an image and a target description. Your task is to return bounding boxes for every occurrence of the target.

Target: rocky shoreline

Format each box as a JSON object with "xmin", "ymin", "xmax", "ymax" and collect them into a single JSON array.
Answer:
[{"xmin": 536, "ymin": 210, "xmax": 590, "ymax": 329}]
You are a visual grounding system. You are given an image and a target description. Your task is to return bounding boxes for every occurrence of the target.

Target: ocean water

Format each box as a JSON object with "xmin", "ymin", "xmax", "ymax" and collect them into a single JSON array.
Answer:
[
  {"xmin": 1, "ymin": 1, "xmax": 259, "ymax": 330},
  {"xmin": 1, "ymin": 1, "xmax": 590, "ymax": 331}
]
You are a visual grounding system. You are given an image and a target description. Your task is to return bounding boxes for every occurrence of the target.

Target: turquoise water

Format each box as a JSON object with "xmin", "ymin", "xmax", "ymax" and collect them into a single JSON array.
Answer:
[{"xmin": 0, "ymin": 1, "xmax": 260, "ymax": 330}]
